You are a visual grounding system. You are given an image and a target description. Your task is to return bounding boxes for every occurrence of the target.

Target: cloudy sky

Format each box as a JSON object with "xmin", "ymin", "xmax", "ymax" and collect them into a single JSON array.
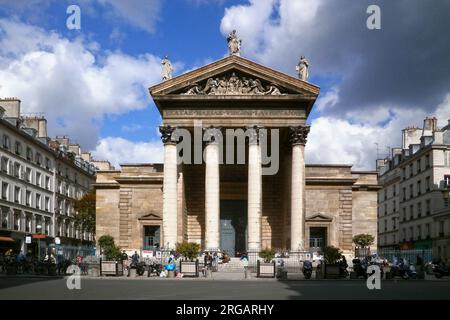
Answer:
[{"xmin": 0, "ymin": 0, "xmax": 449, "ymax": 170}]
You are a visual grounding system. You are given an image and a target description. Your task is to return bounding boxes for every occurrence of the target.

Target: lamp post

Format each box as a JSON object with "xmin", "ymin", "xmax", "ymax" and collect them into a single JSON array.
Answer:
[{"xmin": 36, "ymin": 224, "xmax": 42, "ymax": 261}]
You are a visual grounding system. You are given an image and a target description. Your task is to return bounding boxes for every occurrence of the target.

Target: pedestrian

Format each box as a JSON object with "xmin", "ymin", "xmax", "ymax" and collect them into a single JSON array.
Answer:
[{"xmin": 121, "ymin": 250, "xmax": 128, "ymax": 270}]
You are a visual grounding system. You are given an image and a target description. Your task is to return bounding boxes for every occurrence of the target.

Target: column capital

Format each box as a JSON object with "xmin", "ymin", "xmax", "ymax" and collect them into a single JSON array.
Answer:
[
  {"xmin": 159, "ymin": 125, "xmax": 178, "ymax": 145},
  {"xmin": 289, "ymin": 125, "xmax": 310, "ymax": 146},
  {"xmin": 203, "ymin": 126, "xmax": 223, "ymax": 145},
  {"xmin": 246, "ymin": 126, "xmax": 265, "ymax": 145}
]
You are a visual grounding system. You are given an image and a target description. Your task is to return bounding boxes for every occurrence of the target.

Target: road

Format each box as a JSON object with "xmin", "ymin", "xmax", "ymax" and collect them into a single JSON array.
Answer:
[{"xmin": 1, "ymin": 277, "xmax": 450, "ymax": 300}]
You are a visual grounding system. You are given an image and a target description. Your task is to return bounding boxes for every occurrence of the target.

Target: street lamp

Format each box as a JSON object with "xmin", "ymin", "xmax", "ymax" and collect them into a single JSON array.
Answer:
[{"xmin": 36, "ymin": 224, "xmax": 42, "ymax": 261}]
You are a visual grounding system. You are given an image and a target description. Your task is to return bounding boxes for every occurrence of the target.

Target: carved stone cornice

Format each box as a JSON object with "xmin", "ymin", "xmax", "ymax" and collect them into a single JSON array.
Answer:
[
  {"xmin": 289, "ymin": 125, "xmax": 310, "ymax": 146},
  {"xmin": 159, "ymin": 125, "xmax": 177, "ymax": 144}
]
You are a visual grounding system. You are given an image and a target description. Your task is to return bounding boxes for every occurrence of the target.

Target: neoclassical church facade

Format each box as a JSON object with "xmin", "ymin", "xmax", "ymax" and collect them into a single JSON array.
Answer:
[{"xmin": 95, "ymin": 54, "xmax": 380, "ymax": 255}]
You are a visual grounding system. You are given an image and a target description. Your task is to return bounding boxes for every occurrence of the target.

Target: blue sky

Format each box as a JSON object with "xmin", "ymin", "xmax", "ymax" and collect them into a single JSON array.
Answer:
[{"xmin": 1, "ymin": 0, "xmax": 449, "ymax": 169}]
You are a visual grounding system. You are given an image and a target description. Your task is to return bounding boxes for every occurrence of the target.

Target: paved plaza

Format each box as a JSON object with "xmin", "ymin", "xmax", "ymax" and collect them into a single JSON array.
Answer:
[{"xmin": 1, "ymin": 276, "xmax": 449, "ymax": 300}]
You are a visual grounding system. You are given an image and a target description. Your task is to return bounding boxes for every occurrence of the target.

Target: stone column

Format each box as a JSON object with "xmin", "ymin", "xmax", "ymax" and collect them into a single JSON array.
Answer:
[
  {"xmin": 204, "ymin": 128, "xmax": 221, "ymax": 251},
  {"xmin": 247, "ymin": 127, "xmax": 262, "ymax": 252},
  {"xmin": 160, "ymin": 125, "xmax": 179, "ymax": 250},
  {"xmin": 289, "ymin": 125, "xmax": 310, "ymax": 252}
]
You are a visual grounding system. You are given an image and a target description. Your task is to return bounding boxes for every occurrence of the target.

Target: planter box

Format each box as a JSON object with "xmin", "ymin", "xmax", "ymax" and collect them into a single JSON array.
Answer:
[
  {"xmin": 180, "ymin": 260, "xmax": 199, "ymax": 277},
  {"xmin": 257, "ymin": 260, "xmax": 276, "ymax": 278},
  {"xmin": 100, "ymin": 260, "xmax": 124, "ymax": 276},
  {"xmin": 324, "ymin": 264, "xmax": 340, "ymax": 279}
]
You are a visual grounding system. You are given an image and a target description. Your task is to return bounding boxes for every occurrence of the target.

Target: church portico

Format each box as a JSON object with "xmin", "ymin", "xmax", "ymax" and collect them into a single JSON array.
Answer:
[{"xmin": 95, "ymin": 52, "xmax": 379, "ymax": 256}]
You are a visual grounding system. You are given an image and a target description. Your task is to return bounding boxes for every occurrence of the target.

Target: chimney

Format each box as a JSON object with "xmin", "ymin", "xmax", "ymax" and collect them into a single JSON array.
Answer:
[
  {"xmin": 21, "ymin": 116, "xmax": 48, "ymax": 138},
  {"xmin": 422, "ymin": 116, "xmax": 438, "ymax": 136},
  {"xmin": 0, "ymin": 97, "xmax": 21, "ymax": 118}
]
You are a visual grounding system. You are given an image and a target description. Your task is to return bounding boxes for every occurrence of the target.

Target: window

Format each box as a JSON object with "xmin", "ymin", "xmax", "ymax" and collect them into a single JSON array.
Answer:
[
  {"xmin": 384, "ymin": 204, "xmax": 387, "ymax": 216},
  {"xmin": 384, "ymin": 219, "xmax": 387, "ymax": 232},
  {"xmin": 36, "ymin": 172, "xmax": 41, "ymax": 187},
  {"xmin": 65, "ymin": 168, "xmax": 69, "ymax": 179},
  {"xmin": 35, "ymin": 194, "xmax": 41, "ymax": 209},
  {"xmin": 417, "ymin": 202, "xmax": 422, "ymax": 218},
  {"xmin": 402, "ymin": 187, "xmax": 406, "ymax": 201},
  {"xmin": 410, "ymin": 227, "xmax": 414, "ymax": 241},
  {"xmin": 426, "ymin": 223, "xmax": 430, "ymax": 239},
  {"xmin": 402, "ymin": 167, "xmax": 406, "ymax": 180},
  {"xmin": 45, "ymin": 158, "xmax": 51, "ymax": 170},
  {"xmin": 14, "ymin": 186, "xmax": 21, "ymax": 203},
  {"xmin": 425, "ymin": 154, "xmax": 430, "ymax": 168},
  {"xmin": 45, "ymin": 176, "xmax": 51, "ymax": 190},
  {"xmin": 45, "ymin": 197, "xmax": 50, "ymax": 212},
  {"xmin": 409, "ymin": 184, "xmax": 414, "ymax": 199},
  {"xmin": 15, "ymin": 141, "xmax": 22, "ymax": 156},
  {"xmin": 417, "ymin": 180, "xmax": 421, "ymax": 195},
  {"xmin": 409, "ymin": 163, "xmax": 414, "ymax": 177},
  {"xmin": 1, "ymin": 182, "xmax": 9, "ymax": 200},
  {"xmin": 417, "ymin": 225, "xmax": 422, "ymax": 240},
  {"xmin": 402, "ymin": 228, "xmax": 406, "ymax": 242},
  {"xmin": 426, "ymin": 176, "xmax": 431, "ymax": 192},
  {"xmin": 392, "ymin": 217, "xmax": 397, "ymax": 230},
  {"xmin": 25, "ymin": 216, "xmax": 31, "ymax": 232},
  {"xmin": 402, "ymin": 207, "xmax": 406, "ymax": 222},
  {"xmin": 439, "ymin": 221, "xmax": 445, "ymax": 237},
  {"xmin": 426, "ymin": 199, "xmax": 431, "ymax": 215},
  {"xmin": 26, "ymin": 190, "xmax": 31, "ymax": 206},
  {"xmin": 26, "ymin": 147, "xmax": 33, "ymax": 161},
  {"xmin": 444, "ymin": 175, "xmax": 450, "ymax": 188},
  {"xmin": 25, "ymin": 167, "xmax": 32, "ymax": 183},
  {"xmin": 1, "ymin": 156, "xmax": 8, "ymax": 173},
  {"xmin": 392, "ymin": 200, "xmax": 396, "ymax": 213},
  {"xmin": 35, "ymin": 153, "xmax": 42, "ymax": 166},
  {"xmin": 2, "ymin": 134, "xmax": 10, "ymax": 149},
  {"xmin": 410, "ymin": 205, "xmax": 414, "ymax": 220},
  {"xmin": 393, "ymin": 186, "xmax": 397, "ymax": 197},
  {"xmin": 417, "ymin": 159, "xmax": 421, "ymax": 173},
  {"xmin": 14, "ymin": 162, "xmax": 21, "ymax": 178}
]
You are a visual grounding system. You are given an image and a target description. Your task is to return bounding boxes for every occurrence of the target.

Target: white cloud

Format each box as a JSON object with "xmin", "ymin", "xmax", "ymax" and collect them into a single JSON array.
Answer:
[
  {"xmin": 91, "ymin": 137, "xmax": 163, "ymax": 168},
  {"xmin": 0, "ymin": 18, "xmax": 167, "ymax": 150},
  {"xmin": 306, "ymin": 107, "xmax": 429, "ymax": 170}
]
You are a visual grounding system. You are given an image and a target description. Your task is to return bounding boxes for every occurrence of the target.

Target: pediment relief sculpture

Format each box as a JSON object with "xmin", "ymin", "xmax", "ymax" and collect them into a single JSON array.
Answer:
[{"xmin": 183, "ymin": 72, "xmax": 285, "ymax": 96}]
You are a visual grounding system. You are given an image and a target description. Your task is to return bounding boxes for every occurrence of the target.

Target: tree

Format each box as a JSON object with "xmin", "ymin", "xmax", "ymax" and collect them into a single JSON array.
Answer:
[
  {"xmin": 98, "ymin": 235, "xmax": 121, "ymax": 260},
  {"xmin": 73, "ymin": 190, "xmax": 96, "ymax": 235},
  {"xmin": 176, "ymin": 242, "xmax": 201, "ymax": 261},
  {"xmin": 321, "ymin": 246, "xmax": 342, "ymax": 265},
  {"xmin": 352, "ymin": 234, "xmax": 375, "ymax": 248}
]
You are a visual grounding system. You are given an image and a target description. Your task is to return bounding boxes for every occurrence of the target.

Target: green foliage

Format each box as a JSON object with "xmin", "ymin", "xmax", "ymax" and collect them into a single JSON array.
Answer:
[
  {"xmin": 352, "ymin": 234, "xmax": 375, "ymax": 248},
  {"xmin": 321, "ymin": 246, "xmax": 342, "ymax": 265},
  {"xmin": 176, "ymin": 242, "xmax": 201, "ymax": 261},
  {"xmin": 73, "ymin": 191, "xmax": 96, "ymax": 234},
  {"xmin": 98, "ymin": 235, "xmax": 121, "ymax": 260},
  {"xmin": 259, "ymin": 248, "xmax": 276, "ymax": 263}
]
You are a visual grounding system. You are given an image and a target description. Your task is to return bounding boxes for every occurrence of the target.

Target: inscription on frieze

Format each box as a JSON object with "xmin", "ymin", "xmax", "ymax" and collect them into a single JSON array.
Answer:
[{"xmin": 163, "ymin": 109, "xmax": 304, "ymax": 118}]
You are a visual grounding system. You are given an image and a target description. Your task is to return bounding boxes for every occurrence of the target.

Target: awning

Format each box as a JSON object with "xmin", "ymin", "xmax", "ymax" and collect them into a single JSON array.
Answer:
[{"xmin": 0, "ymin": 236, "xmax": 15, "ymax": 242}]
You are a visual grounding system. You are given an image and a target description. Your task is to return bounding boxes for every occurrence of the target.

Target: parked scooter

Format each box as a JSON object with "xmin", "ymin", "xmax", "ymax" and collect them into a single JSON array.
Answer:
[
  {"xmin": 390, "ymin": 259, "xmax": 415, "ymax": 279},
  {"xmin": 303, "ymin": 260, "xmax": 313, "ymax": 279},
  {"xmin": 433, "ymin": 263, "xmax": 450, "ymax": 278},
  {"xmin": 352, "ymin": 258, "xmax": 368, "ymax": 279},
  {"xmin": 129, "ymin": 261, "xmax": 146, "ymax": 276}
]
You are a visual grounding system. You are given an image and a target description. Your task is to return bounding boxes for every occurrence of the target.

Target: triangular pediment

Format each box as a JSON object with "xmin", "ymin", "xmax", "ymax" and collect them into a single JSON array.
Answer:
[
  {"xmin": 149, "ymin": 55, "xmax": 320, "ymax": 97},
  {"xmin": 306, "ymin": 213, "xmax": 333, "ymax": 222},
  {"xmin": 138, "ymin": 212, "xmax": 161, "ymax": 220}
]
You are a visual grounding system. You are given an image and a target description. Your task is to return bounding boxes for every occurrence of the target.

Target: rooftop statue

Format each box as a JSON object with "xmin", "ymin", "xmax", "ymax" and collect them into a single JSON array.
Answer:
[
  {"xmin": 161, "ymin": 55, "xmax": 173, "ymax": 81},
  {"xmin": 296, "ymin": 56, "xmax": 309, "ymax": 81},
  {"xmin": 227, "ymin": 30, "xmax": 241, "ymax": 56}
]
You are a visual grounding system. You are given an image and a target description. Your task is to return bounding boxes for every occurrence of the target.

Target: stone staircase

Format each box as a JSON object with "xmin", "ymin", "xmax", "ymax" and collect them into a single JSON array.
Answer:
[{"xmin": 217, "ymin": 257, "xmax": 246, "ymax": 273}]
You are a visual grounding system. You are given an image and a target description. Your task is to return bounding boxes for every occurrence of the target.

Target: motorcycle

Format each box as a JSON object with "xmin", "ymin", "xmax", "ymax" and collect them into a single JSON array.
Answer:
[
  {"xmin": 352, "ymin": 258, "xmax": 368, "ymax": 279},
  {"xmin": 390, "ymin": 260, "xmax": 415, "ymax": 279},
  {"xmin": 129, "ymin": 260, "xmax": 146, "ymax": 276},
  {"xmin": 303, "ymin": 260, "xmax": 313, "ymax": 279},
  {"xmin": 148, "ymin": 262, "xmax": 163, "ymax": 277},
  {"xmin": 433, "ymin": 264, "xmax": 450, "ymax": 278}
]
